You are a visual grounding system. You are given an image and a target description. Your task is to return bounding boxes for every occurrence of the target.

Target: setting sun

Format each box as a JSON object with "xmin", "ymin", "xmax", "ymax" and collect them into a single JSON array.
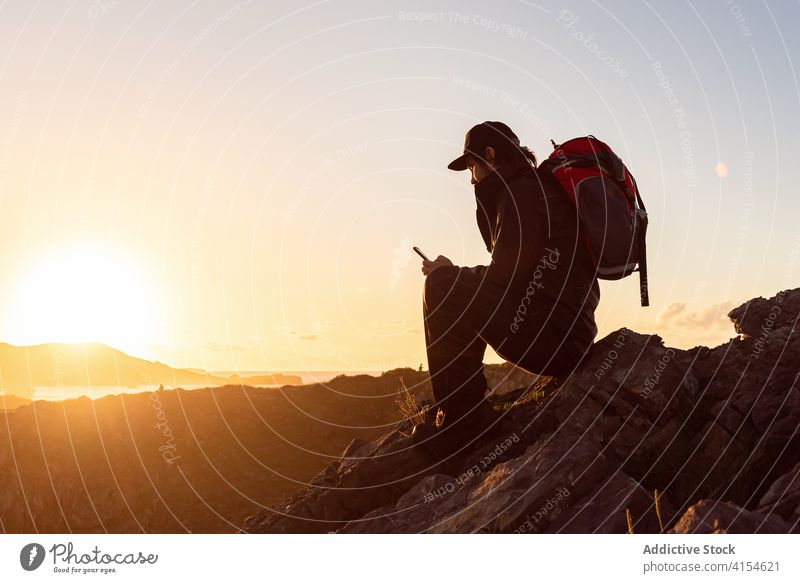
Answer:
[{"xmin": 4, "ymin": 245, "xmax": 165, "ymax": 356}]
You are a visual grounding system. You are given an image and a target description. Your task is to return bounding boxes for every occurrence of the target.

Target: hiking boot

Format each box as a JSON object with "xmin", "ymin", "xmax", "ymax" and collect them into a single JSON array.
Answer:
[
  {"xmin": 411, "ymin": 421, "xmax": 468, "ymax": 462},
  {"xmin": 411, "ymin": 400, "xmax": 511, "ymax": 461},
  {"xmin": 411, "ymin": 420, "xmax": 436, "ymax": 445}
]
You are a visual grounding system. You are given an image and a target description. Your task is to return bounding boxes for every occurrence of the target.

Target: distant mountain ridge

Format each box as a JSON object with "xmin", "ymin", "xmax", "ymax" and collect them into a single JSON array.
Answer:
[
  {"xmin": 0, "ymin": 342, "xmax": 301, "ymax": 398},
  {"xmin": 0, "ymin": 393, "xmax": 31, "ymax": 410}
]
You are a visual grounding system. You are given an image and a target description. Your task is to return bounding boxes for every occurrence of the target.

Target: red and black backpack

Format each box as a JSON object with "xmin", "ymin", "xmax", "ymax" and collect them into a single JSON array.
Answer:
[{"xmin": 539, "ymin": 135, "xmax": 650, "ymax": 307}]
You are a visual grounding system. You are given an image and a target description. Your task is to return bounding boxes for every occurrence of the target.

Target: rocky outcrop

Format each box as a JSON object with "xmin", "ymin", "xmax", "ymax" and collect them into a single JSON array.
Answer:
[
  {"xmin": 669, "ymin": 499, "xmax": 791, "ymax": 533},
  {"xmin": 242, "ymin": 287, "xmax": 800, "ymax": 534}
]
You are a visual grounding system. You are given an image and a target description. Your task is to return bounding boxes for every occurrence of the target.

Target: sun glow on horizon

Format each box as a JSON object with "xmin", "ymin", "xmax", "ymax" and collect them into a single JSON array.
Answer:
[{"xmin": 3, "ymin": 244, "xmax": 166, "ymax": 357}]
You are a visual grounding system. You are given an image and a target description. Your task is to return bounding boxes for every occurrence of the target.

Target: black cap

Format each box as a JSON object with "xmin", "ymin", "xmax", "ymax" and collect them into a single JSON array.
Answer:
[{"xmin": 447, "ymin": 121, "xmax": 520, "ymax": 171}]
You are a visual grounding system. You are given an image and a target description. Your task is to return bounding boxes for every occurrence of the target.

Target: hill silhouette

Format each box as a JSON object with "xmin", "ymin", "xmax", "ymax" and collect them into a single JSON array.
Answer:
[
  {"xmin": 0, "ymin": 364, "xmax": 532, "ymax": 533},
  {"xmin": 0, "ymin": 394, "xmax": 31, "ymax": 411},
  {"xmin": 0, "ymin": 342, "xmax": 300, "ymax": 399}
]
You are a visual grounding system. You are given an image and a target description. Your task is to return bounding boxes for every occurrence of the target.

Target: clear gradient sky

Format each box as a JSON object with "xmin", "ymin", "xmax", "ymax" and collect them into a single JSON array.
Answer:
[{"xmin": 1, "ymin": 0, "xmax": 798, "ymax": 373}]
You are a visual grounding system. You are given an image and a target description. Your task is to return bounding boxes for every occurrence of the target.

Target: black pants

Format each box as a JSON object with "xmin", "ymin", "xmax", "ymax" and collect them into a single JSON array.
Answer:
[{"xmin": 423, "ymin": 265, "xmax": 594, "ymax": 427}]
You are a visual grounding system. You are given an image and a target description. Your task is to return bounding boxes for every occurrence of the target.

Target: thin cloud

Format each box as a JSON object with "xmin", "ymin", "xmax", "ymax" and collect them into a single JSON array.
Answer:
[{"xmin": 657, "ymin": 300, "xmax": 737, "ymax": 331}]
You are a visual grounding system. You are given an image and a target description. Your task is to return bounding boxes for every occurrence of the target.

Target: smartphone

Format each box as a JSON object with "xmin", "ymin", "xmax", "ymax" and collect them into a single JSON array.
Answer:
[{"xmin": 412, "ymin": 246, "xmax": 431, "ymax": 262}]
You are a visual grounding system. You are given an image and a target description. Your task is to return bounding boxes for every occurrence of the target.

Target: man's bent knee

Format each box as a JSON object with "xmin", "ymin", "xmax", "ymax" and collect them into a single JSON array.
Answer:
[{"xmin": 423, "ymin": 265, "xmax": 460, "ymax": 308}]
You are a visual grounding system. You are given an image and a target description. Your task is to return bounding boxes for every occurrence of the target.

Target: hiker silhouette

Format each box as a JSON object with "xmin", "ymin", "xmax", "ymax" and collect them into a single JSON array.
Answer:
[{"xmin": 414, "ymin": 121, "xmax": 600, "ymax": 457}]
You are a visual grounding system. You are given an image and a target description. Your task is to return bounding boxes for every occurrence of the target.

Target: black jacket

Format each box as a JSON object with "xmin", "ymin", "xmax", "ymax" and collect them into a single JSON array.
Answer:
[{"xmin": 459, "ymin": 161, "xmax": 600, "ymax": 342}]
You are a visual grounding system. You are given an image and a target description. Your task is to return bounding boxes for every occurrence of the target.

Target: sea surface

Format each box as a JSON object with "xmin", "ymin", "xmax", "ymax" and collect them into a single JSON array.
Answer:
[{"xmin": 31, "ymin": 371, "xmax": 382, "ymax": 401}]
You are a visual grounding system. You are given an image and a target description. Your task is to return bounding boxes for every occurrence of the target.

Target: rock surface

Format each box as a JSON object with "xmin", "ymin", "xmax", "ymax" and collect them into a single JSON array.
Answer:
[
  {"xmin": 242, "ymin": 287, "xmax": 800, "ymax": 534},
  {"xmin": 669, "ymin": 500, "xmax": 791, "ymax": 533}
]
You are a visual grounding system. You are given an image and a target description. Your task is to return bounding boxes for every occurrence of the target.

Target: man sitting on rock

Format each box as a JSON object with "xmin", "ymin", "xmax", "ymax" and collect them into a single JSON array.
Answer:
[{"xmin": 413, "ymin": 121, "xmax": 600, "ymax": 458}]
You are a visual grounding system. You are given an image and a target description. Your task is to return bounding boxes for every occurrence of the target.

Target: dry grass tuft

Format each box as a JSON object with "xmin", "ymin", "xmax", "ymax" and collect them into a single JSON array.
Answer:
[
  {"xmin": 395, "ymin": 377, "xmax": 426, "ymax": 426},
  {"xmin": 654, "ymin": 488, "xmax": 664, "ymax": 533}
]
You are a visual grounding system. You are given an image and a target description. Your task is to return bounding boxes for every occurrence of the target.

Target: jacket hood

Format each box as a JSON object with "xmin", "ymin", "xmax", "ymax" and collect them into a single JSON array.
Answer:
[
  {"xmin": 473, "ymin": 162, "xmax": 535, "ymax": 252},
  {"xmin": 473, "ymin": 161, "xmax": 534, "ymax": 201}
]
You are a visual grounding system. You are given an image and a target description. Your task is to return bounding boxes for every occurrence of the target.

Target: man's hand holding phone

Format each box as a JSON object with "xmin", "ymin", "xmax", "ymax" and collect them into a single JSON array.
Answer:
[
  {"xmin": 414, "ymin": 247, "xmax": 454, "ymax": 276},
  {"xmin": 421, "ymin": 255, "xmax": 453, "ymax": 276}
]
